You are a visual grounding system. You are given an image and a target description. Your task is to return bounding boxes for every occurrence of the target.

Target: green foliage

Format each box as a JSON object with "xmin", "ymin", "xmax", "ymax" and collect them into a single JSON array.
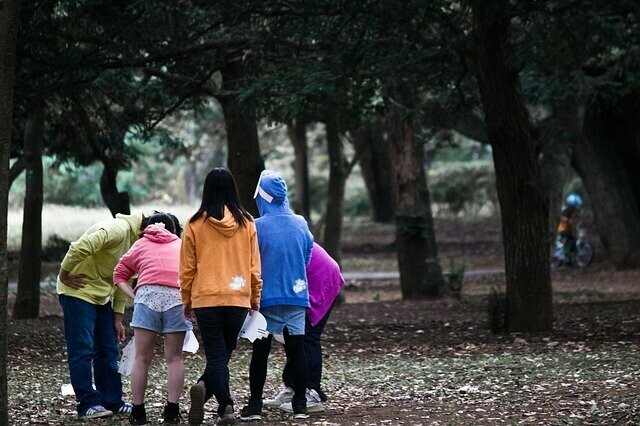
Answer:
[
  {"xmin": 429, "ymin": 161, "xmax": 497, "ymax": 217},
  {"xmin": 43, "ymin": 162, "xmax": 103, "ymax": 207},
  {"xmin": 344, "ymin": 189, "xmax": 370, "ymax": 217}
]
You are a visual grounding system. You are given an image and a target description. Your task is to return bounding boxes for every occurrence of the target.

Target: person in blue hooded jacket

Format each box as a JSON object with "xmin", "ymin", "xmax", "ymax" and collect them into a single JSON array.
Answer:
[{"xmin": 240, "ymin": 170, "xmax": 314, "ymax": 421}]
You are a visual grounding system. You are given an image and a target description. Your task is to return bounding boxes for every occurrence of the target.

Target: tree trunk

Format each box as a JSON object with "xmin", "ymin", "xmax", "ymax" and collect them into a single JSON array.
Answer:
[
  {"xmin": 184, "ymin": 161, "xmax": 198, "ymax": 205},
  {"xmin": 287, "ymin": 119, "xmax": 311, "ymax": 221},
  {"xmin": 573, "ymin": 100, "xmax": 640, "ymax": 268},
  {"xmin": 14, "ymin": 104, "xmax": 45, "ymax": 319},
  {"xmin": 0, "ymin": 0, "xmax": 21, "ymax": 422},
  {"xmin": 472, "ymin": 0, "xmax": 552, "ymax": 332},
  {"xmin": 352, "ymin": 119, "xmax": 396, "ymax": 223},
  {"xmin": 538, "ymin": 105, "xmax": 580, "ymax": 239},
  {"xmin": 322, "ymin": 116, "xmax": 348, "ymax": 265},
  {"xmin": 99, "ymin": 161, "xmax": 130, "ymax": 217},
  {"xmin": 387, "ymin": 81, "xmax": 445, "ymax": 299},
  {"xmin": 218, "ymin": 62, "xmax": 264, "ymax": 217}
]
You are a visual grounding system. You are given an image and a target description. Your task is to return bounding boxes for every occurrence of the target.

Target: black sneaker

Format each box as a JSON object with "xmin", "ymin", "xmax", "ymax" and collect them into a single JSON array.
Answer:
[
  {"xmin": 163, "ymin": 402, "xmax": 181, "ymax": 424},
  {"xmin": 129, "ymin": 403, "xmax": 148, "ymax": 425},
  {"xmin": 292, "ymin": 399, "xmax": 309, "ymax": 420},
  {"xmin": 239, "ymin": 399, "xmax": 262, "ymax": 421}
]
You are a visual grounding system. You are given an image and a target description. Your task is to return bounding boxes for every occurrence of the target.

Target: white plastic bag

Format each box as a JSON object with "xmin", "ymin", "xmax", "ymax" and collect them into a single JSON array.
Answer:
[
  {"xmin": 238, "ymin": 312, "xmax": 269, "ymax": 342},
  {"xmin": 118, "ymin": 337, "xmax": 136, "ymax": 376},
  {"xmin": 182, "ymin": 330, "xmax": 199, "ymax": 353}
]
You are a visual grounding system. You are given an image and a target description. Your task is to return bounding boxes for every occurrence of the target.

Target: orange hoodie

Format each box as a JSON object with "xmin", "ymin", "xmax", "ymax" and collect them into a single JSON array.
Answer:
[{"xmin": 180, "ymin": 208, "xmax": 262, "ymax": 309}]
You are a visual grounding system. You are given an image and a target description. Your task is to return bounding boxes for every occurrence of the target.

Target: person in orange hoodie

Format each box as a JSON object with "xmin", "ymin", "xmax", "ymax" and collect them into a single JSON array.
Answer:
[{"xmin": 180, "ymin": 168, "xmax": 262, "ymax": 425}]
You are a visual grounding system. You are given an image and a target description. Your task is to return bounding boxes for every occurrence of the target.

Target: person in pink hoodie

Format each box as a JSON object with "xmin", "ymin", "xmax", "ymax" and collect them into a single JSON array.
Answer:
[
  {"xmin": 113, "ymin": 212, "xmax": 191, "ymax": 425},
  {"xmin": 263, "ymin": 242, "xmax": 344, "ymax": 413}
]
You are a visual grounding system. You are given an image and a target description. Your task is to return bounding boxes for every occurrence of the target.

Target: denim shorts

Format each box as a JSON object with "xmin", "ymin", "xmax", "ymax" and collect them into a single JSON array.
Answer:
[
  {"xmin": 130, "ymin": 303, "xmax": 192, "ymax": 334},
  {"xmin": 262, "ymin": 305, "xmax": 306, "ymax": 336}
]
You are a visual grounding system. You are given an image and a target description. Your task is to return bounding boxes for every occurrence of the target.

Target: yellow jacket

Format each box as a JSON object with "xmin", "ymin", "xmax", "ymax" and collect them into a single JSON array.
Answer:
[
  {"xmin": 180, "ymin": 208, "xmax": 262, "ymax": 309},
  {"xmin": 57, "ymin": 212, "xmax": 144, "ymax": 314}
]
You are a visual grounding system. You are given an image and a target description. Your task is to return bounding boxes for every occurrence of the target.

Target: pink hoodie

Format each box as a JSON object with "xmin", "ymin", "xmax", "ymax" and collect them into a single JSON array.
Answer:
[
  {"xmin": 113, "ymin": 224, "xmax": 181, "ymax": 291},
  {"xmin": 307, "ymin": 243, "xmax": 345, "ymax": 325}
]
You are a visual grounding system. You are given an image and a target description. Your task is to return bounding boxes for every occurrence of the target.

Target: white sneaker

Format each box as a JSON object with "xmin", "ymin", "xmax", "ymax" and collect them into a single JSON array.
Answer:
[
  {"xmin": 263, "ymin": 386, "xmax": 294, "ymax": 408},
  {"xmin": 279, "ymin": 388, "xmax": 325, "ymax": 413},
  {"xmin": 80, "ymin": 405, "xmax": 113, "ymax": 419}
]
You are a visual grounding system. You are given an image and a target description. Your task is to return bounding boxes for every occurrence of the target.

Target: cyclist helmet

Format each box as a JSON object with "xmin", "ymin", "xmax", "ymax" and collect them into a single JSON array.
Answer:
[{"xmin": 565, "ymin": 193, "xmax": 583, "ymax": 209}]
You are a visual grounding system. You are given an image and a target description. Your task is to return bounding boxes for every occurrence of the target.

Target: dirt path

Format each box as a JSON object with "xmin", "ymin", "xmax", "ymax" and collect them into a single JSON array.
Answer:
[{"xmin": 7, "ymin": 270, "xmax": 640, "ymax": 425}]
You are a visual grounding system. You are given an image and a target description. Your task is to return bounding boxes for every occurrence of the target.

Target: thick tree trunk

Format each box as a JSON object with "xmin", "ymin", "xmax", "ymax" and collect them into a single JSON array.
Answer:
[
  {"xmin": 99, "ymin": 161, "xmax": 130, "ymax": 217},
  {"xmin": 573, "ymin": 100, "xmax": 640, "ymax": 268},
  {"xmin": 0, "ymin": 0, "xmax": 21, "ymax": 422},
  {"xmin": 287, "ymin": 120, "xmax": 311, "ymax": 221},
  {"xmin": 218, "ymin": 62, "xmax": 264, "ymax": 217},
  {"xmin": 352, "ymin": 119, "xmax": 396, "ymax": 223},
  {"xmin": 472, "ymin": 0, "xmax": 552, "ymax": 332},
  {"xmin": 14, "ymin": 104, "xmax": 45, "ymax": 319},
  {"xmin": 387, "ymin": 81, "xmax": 445, "ymax": 299},
  {"xmin": 322, "ymin": 116, "xmax": 348, "ymax": 265}
]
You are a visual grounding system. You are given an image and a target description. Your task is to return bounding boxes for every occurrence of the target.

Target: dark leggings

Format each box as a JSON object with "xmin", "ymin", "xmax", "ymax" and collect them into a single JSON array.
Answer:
[{"xmin": 249, "ymin": 327, "xmax": 308, "ymax": 405}]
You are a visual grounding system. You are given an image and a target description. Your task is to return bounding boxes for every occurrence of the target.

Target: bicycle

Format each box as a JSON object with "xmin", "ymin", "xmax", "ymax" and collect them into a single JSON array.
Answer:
[{"xmin": 552, "ymin": 228, "xmax": 594, "ymax": 269}]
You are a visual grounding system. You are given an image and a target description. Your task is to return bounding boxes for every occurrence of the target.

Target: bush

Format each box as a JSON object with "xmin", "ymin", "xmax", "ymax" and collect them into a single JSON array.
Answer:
[
  {"xmin": 429, "ymin": 161, "xmax": 498, "ymax": 217},
  {"xmin": 445, "ymin": 256, "xmax": 465, "ymax": 299}
]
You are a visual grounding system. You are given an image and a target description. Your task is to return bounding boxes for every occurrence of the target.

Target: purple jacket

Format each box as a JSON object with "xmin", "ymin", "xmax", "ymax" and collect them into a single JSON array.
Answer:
[{"xmin": 307, "ymin": 243, "xmax": 344, "ymax": 325}]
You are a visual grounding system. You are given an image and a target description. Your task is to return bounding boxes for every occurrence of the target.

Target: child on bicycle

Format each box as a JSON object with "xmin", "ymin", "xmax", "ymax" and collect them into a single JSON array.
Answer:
[{"xmin": 554, "ymin": 193, "xmax": 583, "ymax": 263}]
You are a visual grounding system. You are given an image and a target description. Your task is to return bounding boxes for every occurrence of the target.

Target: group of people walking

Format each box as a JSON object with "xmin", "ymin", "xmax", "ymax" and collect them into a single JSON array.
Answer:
[{"xmin": 56, "ymin": 168, "xmax": 344, "ymax": 425}]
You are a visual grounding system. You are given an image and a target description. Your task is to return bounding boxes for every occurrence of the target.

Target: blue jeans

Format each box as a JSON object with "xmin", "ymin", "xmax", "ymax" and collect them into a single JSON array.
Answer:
[
  {"xmin": 58, "ymin": 295, "xmax": 125, "ymax": 415},
  {"xmin": 282, "ymin": 304, "xmax": 334, "ymax": 399},
  {"xmin": 194, "ymin": 306, "xmax": 247, "ymax": 416}
]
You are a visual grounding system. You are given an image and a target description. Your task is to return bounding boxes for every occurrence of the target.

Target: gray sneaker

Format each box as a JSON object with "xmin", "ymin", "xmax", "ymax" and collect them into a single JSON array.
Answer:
[
  {"xmin": 279, "ymin": 389, "xmax": 325, "ymax": 413},
  {"xmin": 263, "ymin": 386, "xmax": 293, "ymax": 408},
  {"xmin": 188, "ymin": 382, "xmax": 206, "ymax": 425},
  {"xmin": 80, "ymin": 405, "xmax": 113, "ymax": 419},
  {"xmin": 216, "ymin": 404, "xmax": 236, "ymax": 425}
]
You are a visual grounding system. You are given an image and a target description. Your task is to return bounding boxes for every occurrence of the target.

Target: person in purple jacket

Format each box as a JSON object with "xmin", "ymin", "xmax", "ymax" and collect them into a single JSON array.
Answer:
[{"xmin": 263, "ymin": 242, "xmax": 344, "ymax": 413}]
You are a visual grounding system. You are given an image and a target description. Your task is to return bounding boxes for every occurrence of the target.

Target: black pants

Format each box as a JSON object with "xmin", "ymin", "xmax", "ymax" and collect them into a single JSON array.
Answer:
[
  {"xmin": 195, "ymin": 306, "xmax": 247, "ymax": 415},
  {"xmin": 249, "ymin": 327, "xmax": 308, "ymax": 406},
  {"xmin": 282, "ymin": 305, "xmax": 333, "ymax": 400}
]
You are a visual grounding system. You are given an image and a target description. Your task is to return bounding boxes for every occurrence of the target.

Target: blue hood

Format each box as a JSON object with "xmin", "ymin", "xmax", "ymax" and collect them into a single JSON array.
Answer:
[{"xmin": 254, "ymin": 170, "xmax": 292, "ymax": 216}]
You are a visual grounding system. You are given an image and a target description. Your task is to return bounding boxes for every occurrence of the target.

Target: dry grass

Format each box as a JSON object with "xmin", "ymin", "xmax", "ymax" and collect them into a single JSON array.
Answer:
[{"xmin": 7, "ymin": 204, "xmax": 198, "ymax": 250}]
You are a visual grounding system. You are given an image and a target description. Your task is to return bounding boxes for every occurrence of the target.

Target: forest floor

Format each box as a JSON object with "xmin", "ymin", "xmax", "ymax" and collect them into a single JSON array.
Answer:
[{"xmin": 6, "ymin": 217, "xmax": 640, "ymax": 425}]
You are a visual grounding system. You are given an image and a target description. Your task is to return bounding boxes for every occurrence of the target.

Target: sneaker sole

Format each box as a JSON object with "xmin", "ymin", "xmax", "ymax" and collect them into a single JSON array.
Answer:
[
  {"xmin": 239, "ymin": 414, "xmax": 261, "ymax": 421},
  {"xmin": 188, "ymin": 385, "xmax": 206, "ymax": 424},
  {"xmin": 81, "ymin": 410, "xmax": 113, "ymax": 419},
  {"xmin": 307, "ymin": 403, "xmax": 325, "ymax": 413},
  {"xmin": 264, "ymin": 401, "xmax": 289, "ymax": 409},
  {"xmin": 293, "ymin": 413, "xmax": 310, "ymax": 419},
  {"xmin": 280, "ymin": 403, "xmax": 324, "ymax": 413}
]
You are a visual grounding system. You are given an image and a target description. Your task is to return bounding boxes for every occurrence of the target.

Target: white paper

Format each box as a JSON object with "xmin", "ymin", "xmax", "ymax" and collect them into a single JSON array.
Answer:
[
  {"xmin": 118, "ymin": 337, "xmax": 136, "ymax": 376},
  {"xmin": 60, "ymin": 383, "xmax": 75, "ymax": 396},
  {"xmin": 182, "ymin": 330, "xmax": 199, "ymax": 353},
  {"xmin": 60, "ymin": 383, "xmax": 96, "ymax": 396},
  {"xmin": 238, "ymin": 312, "xmax": 269, "ymax": 342}
]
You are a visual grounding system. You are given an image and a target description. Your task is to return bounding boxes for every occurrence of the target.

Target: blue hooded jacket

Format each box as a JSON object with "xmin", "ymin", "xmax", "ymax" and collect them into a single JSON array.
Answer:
[{"xmin": 254, "ymin": 171, "xmax": 314, "ymax": 309}]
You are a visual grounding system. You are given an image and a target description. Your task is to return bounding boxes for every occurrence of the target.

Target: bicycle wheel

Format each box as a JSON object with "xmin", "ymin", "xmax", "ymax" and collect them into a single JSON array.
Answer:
[{"xmin": 575, "ymin": 240, "xmax": 594, "ymax": 268}]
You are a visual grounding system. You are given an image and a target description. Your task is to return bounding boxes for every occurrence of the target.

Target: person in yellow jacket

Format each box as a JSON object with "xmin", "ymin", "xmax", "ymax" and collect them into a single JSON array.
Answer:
[
  {"xmin": 180, "ymin": 168, "xmax": 262, "ymax": 425},
  {"xmin": 57, "ymin": 212, "xmax": 144, "ymax": 419}
]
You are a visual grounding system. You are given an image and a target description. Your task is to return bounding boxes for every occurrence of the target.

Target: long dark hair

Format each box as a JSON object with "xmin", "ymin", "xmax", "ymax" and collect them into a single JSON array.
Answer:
[{"xmin": 190, "ymin": 168, "xmax": 252, "ymax": 227}]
